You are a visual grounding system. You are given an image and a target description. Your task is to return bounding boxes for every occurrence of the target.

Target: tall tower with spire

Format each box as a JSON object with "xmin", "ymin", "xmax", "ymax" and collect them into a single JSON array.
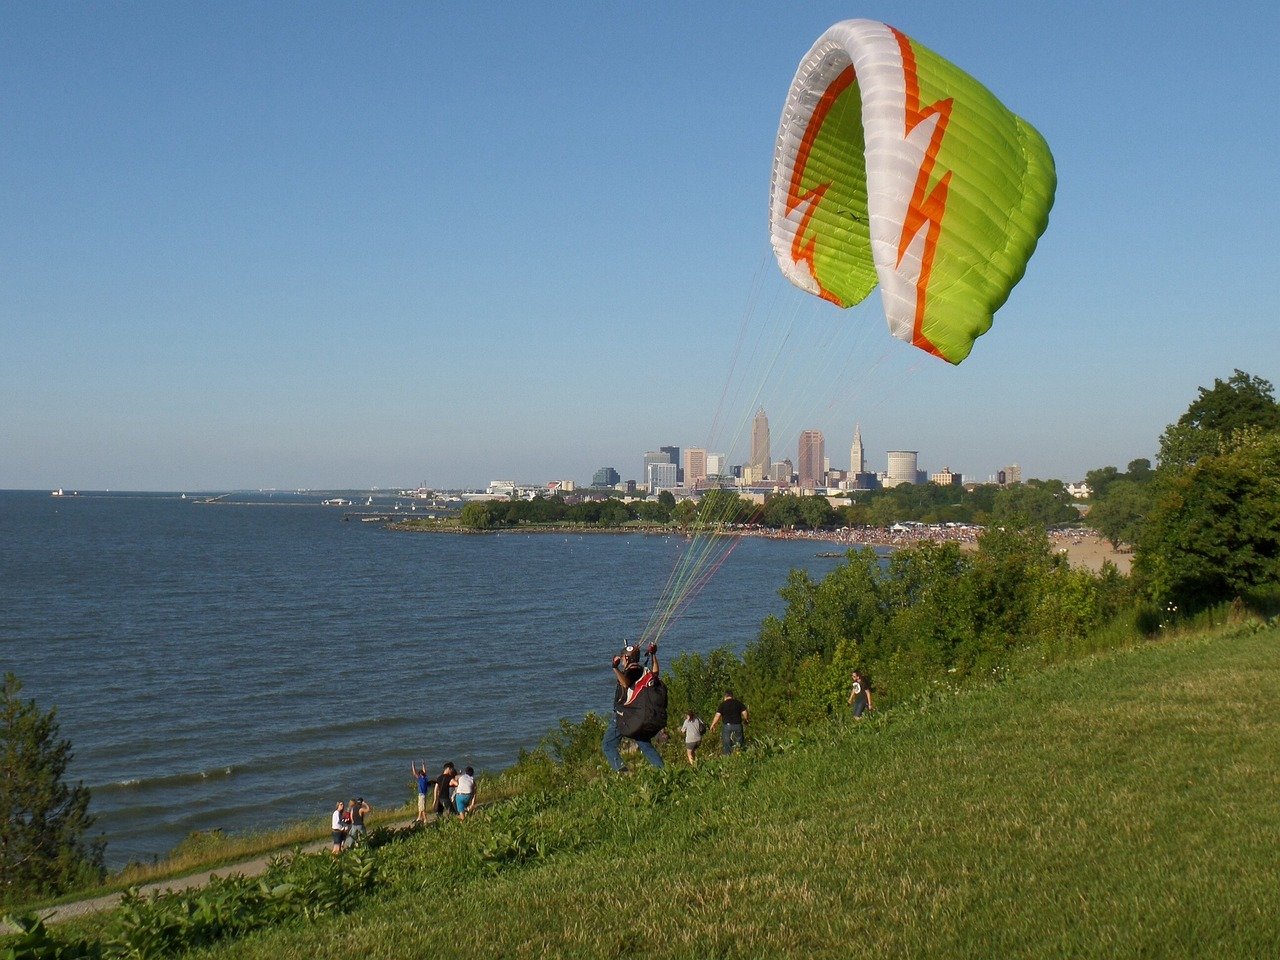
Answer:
[
  {"xmin": 750, "ymin": 408, "xmax": 771, "ymax": 477},
  {"xmin": 850, "ymin": 423, "xmax": 864, "ymax": 475}
]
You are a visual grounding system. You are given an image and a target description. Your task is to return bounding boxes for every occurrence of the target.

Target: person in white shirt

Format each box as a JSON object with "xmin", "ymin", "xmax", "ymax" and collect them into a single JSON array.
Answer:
[
  {"xmin": 330, "ymin": 801, "xmax": 348, "ymax": 854},
  {"xmin": 452, "ymin": 766, "xmax": 477, "ymax": 820},
  {"xmin": 680, "ymin": 710, "xmax": 707, "ymax": 765}
]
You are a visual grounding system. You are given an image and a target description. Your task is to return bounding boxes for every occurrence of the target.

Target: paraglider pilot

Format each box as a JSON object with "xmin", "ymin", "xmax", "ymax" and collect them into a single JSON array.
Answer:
[{"xmin": 602, "ymin": 642, "xmax": 664, "ymax": 772}]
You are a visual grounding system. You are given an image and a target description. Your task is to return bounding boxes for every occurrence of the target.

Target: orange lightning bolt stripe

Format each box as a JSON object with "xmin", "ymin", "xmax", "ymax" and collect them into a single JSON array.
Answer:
[
  {"xmin": 891, "ymin": 28, "xmax": 953, "ymax": 362},
  {"xmin": 785, "ymin": 64, "xmax": 857, "ymax": 307}
]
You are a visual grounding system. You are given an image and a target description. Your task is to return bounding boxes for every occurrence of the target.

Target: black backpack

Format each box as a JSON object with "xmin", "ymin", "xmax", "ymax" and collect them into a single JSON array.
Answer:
[{"xmin": 616, "ymin": 670, "xmax": 668, "ymax": 742}]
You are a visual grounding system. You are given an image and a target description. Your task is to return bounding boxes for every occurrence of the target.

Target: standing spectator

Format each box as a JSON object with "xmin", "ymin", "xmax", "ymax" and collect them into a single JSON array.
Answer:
[
  {"xmin": 433, "ymin": 762, "xmax": 456, "ymax": 819},
  {"xmin": 330, "ymin": 801, "xmax": 348, "ymax": 855},
  {"xmin": 348, "ymin": 797, "xmax": 370, "ymax": 843},
  {"xmin": 601, "ymin": 642, "xmax": 664, "ymax": 772},
  {"xmin": 680, "ymin": 710, "xmax": 707, "ymax": 765},
  {"xmin": 707, "ymin": 691, "xmax": 748, "ymax": 754},
  {"xmin": 453, "ymin": 766, "xmax": 477, "ymax": 820},
  {"xmin": 411, "ymin": 761, "xmax": 431, "ymax": 823},
  {"xmin": 848, "ymin": 670, "xmax": 874, "ymax": 718}
]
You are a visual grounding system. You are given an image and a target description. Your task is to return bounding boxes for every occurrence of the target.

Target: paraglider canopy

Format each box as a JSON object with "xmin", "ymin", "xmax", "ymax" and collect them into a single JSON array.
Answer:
[{"xmin": 770, "ymin": 20, "xmax": 1055, "ymax": 364}]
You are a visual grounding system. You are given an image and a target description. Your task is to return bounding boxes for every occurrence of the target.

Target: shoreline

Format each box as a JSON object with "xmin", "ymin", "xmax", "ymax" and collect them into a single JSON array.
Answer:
[{"xmin": 387, "ymin": 521, "xmax": 1132, "ymax": 573}]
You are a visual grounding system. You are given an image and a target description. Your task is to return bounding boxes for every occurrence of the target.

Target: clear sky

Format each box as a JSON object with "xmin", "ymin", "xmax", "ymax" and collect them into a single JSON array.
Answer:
[{"xmin": 3, "ymin": 2, "xmax": 1277, "ymax": 490}]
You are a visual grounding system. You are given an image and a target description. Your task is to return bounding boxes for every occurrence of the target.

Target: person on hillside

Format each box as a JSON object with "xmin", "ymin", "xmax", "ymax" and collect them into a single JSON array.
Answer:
[
  {"xmin": 348, "ymin": 796, "xmax": 370, "ymax": 843},
  {"xmin": 601, "ymin": 642, "xmax": 664, "ymax": 772},
  {"xmin": 412, "ymin": 761, "xmax": 431, "ymax": 823},
  {"xmin": 330, "ymin": 800, "xmax": 349, "ymax": 855},
  {"xmin": 681, "ymin": 710, "xmax": 707, "ymax": 765},
  {"xmin": 707, "ymin": 691, "xmax": 748, "ymax": 754},
  {"xmin": 433, "ymin": 762, "xmax": 456, "ymax": 819},
  {"xmin": 848, "ymin": 670, "xmax": 874, "ymax": 718},
  {"xmin": 453, "ymin": 766, "xmax": 477, "ymax": 820}
]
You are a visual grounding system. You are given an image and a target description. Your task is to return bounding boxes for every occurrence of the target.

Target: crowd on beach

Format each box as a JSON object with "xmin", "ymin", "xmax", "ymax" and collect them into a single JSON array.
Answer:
[{"xmin": 746, "ymin": 523, "xmax": 1108, "ymax": 554}]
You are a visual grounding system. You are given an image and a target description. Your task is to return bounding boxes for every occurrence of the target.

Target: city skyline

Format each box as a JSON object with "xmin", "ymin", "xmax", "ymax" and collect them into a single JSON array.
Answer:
[{"xmin": 3, "ymin": 4, "xmax": 1276, "ymax": 490}]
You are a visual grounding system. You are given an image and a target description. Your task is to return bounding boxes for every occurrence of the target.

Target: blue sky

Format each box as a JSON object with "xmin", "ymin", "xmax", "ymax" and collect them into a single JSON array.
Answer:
[{"xmin": 3, "ymin": 2, "xmax": 1277, "ymax": 490}]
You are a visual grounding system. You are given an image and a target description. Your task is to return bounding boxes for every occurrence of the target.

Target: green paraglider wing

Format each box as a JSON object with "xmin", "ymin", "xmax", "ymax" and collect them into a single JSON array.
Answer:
[{"xmin": 770, "ymin": 20, "xmax": 1056, "ymax": 364}]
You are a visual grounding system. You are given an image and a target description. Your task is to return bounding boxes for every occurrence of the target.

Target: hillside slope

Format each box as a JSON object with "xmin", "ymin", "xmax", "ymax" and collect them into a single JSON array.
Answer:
[{"xmin": 199, "ymin": 625, "xmax": 1280, "ymax": 958}]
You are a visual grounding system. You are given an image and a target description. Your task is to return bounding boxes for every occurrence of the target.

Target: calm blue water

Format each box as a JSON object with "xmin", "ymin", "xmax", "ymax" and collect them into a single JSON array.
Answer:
[{"xmin": 0, "ymin": 490, "xmax": 866, "ymax": 867}]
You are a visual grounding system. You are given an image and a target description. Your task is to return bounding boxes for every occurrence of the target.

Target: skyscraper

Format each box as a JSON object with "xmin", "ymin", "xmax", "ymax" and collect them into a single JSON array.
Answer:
[
  {"xmin": 684, "ymin": 448, "xmax": 707, "ymax": 486},
  {"xmin": 750, "ymin": 409, "xmax": 770, "ymax": 477},
  {"xmin": 660, "ymin": 446, "xmax": 682, "ymax": 484},
  {"xmin": 850, "ymin": 423, "xmax": 864, "ymax": 475},
  {"xmin": 647, "ymin": 461, "xmax": 678, "ymax": 492},
  {"xmin": 643, "ymin": 451, "xmax": 669, "ymax": 487},
  {"xmin": 798, "ymin": 430, "xmax": 825, "ymax": 489}
]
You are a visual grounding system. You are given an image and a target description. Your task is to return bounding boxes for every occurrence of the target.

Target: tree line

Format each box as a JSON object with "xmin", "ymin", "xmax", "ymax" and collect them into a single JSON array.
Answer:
[{"xmin": 457, "ymin": 476, "xmax": 1081, "ymax": 532}]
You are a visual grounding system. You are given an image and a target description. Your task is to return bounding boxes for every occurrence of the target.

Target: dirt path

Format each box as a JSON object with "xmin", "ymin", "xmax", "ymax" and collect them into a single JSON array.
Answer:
[{"xmin": 9, "ymin": 817, "xmax": 419, "ymax": 929}]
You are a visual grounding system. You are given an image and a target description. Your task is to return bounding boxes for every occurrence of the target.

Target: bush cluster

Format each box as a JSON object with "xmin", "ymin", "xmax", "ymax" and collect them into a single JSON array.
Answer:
[{"xmin": 664, "ymin": 525, "xmax": 1132, "ymax": 731}]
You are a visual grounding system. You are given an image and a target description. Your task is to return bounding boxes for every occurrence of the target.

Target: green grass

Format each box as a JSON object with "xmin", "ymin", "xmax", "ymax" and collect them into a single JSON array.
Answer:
[
  {"xmin": 7, "ymin": 804, "xmax": 420, "ymax": 916},
  {"xmin": 167, "ymin": 621, "xmax": 1280, "ymax": 960}
]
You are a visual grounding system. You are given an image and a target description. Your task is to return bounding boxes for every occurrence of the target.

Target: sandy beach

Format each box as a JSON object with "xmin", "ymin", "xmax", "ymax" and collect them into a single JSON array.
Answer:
[{"xmin": 1049, "ymin": 530, "xmax": 1132, "ymax": 574}]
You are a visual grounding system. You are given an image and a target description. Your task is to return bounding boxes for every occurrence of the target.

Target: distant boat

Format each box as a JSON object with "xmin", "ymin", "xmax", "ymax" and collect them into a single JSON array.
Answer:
[
  {"xmin": 51, "ymin": 488, "xmax": 65, "ymax": 497},
  {"xmin": 366, "ymin": 496, "xmax": 373, "ymax": 506},
  {"xmin": 322, "ymin": 498, "xmax": 352, "ymax": 506}
]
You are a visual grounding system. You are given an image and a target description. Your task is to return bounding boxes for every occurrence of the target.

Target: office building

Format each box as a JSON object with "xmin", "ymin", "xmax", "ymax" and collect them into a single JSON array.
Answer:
[
  {"xmin": 647, "ymin": 461, "xmax": 678, "ymax": 492},
  {"xmin": 930, "ymin": 467, "xmax": 961, "ymax": 486},
  {"xmin": 660, "ymin": 446, "xmax": 682, "ymax": 483},
  {"xmin": 798, "ymin": 429, "xmax": 825, "ymax": 489},
  {"xmin": 684, "ymin": 448, "xmax": 708, "ymax": 486},
  {"xmin": 850, "ymin": 424, "xmax": 865, "ymax": 475},
  {"xmin": 886, "ymin": 450, "xmax": 919, "ymax": 488},
  {"xmin": 750, "ymin": 409, "xmax": 771, "ymax": 476},
  {"xmin": 592, "ymin": 466, "xmax": 620, "ymax": 487}
]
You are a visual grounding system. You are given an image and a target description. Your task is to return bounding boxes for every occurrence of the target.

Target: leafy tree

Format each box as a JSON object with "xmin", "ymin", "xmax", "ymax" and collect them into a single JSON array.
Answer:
[
  {"xmin": 761, "ymin": 494, "xmax": 806, "ymax": 529},
  {"xmin": 1158, "ymin": 370, "xmax": 1280, "ymax": 470},
  {"xmin": 633, "ymin": 499, "xmax": 670, "ymax": 524},
  {"xmin": 670, "ymin": 499, "xmax": 699, "ymax": 529},
  {"xmin": 458, "ymin": 502, "xmax": 495, "ymax": 529},
  {"xmin": 1125, "ymin": 458, "xmax": 1154, "ymax": 484},
  {"xmin": 798, "ymin": 496, "xmax": 838, "ymax": 530},
  {"xmin": 2, "ymin": 673, "xmax": 104, "ymax": 902},
  {"xmin": 656, "ymin": 490, "xmax": 676, "ymax": 511},
  {"xmin": 695, "ymin": 489, "xmax": 751, "ymax": 527},
  {"xmin": 990, "ymin": 480, "xmax": 1078, "ymax": 528},
  {"xmin": 1088, "ymin": 479, "xmax": 1152, "ymax": 548},
  {"xmin": 1136, "ymin": 431, "xmax": 1280, "ymax": 614},
  {"xmin": 1085, "ymin": 465, "xmax": 1121, "ymax": 501}
]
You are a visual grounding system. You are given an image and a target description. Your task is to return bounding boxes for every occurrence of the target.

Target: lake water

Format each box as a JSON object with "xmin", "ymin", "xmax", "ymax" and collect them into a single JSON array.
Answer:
[{"xmin": 0, "ymin": 490, "xmax": 867, "ymax": 867}]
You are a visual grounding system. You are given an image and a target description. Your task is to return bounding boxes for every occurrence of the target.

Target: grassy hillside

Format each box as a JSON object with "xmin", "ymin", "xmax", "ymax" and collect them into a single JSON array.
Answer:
[{"xmin": 172, "ymin": 622, "xmax": 1280, "ymax": 960}]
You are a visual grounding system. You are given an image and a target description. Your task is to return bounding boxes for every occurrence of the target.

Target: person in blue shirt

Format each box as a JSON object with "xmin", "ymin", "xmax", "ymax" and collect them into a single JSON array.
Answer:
[{"xmin": 411, "ymin": 760, "xmax": 430, "ymax": 823}]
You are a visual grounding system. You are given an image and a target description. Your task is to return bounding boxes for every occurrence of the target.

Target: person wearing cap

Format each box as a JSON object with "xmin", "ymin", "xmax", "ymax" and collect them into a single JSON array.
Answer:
[{"xmin": 601, "ymin": 641, "xmax": 664, "ymax": 772}]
